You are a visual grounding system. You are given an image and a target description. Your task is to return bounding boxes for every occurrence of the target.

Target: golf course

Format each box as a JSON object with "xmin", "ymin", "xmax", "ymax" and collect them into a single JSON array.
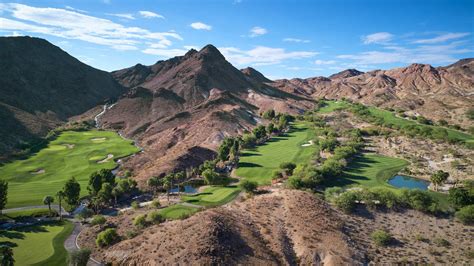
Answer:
[
  {"xmin": 182, "ymin": 185, "xmax": 241, "ymax": 207},
  {"xmin": 236, "ymin": 123, "xmax": 316, "ymax": 185},
  {"xmin": 0, "ymin": 130, "xmax": 139, "ymax": 208},
  {"xmin": 0, "ymin": 221, "xmax": 73, "ymax": 265},
  {"xmin": 158, "ymin": 204, "xmax": 199, "ymax": 220}
]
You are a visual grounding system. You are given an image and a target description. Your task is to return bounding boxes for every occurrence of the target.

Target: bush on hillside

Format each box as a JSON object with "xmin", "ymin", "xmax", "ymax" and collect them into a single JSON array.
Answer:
[
  {"xmin": 96, "ymin": 228, "xmax": 120, "ymax": 247},
  {"xmin": 239, "ymin": 180, "xmax": 258, "ymax": 194},
  {"xmin": 371, "ymin": 229, "xmax": 392, "ymax": 246},
  {"xmin": 455, "ymin": 205, "xmax": 474, "ymax": 225},
  {"xmin": 133, "ymin": 214, "xmax": 148, "ymax": 229}
]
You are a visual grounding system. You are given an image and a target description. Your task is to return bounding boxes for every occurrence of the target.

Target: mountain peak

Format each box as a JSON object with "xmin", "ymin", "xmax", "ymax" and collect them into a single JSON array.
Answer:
[
  {"xmin": 241, "ymin": 67, "xmax": 272, "ymax": 83},
  {"xmin": 198, "ymin": 44, "xmax": 224, "ymax": 59},
  {"xmin": 329, "ymin": 68, "xmax": 364, "ymax": 79}
]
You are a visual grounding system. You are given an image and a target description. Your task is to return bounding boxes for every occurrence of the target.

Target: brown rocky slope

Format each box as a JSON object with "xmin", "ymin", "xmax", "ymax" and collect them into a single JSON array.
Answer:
[{"xmin": 80, "ymin": 189, "xmax": 364, "ymax": 265}]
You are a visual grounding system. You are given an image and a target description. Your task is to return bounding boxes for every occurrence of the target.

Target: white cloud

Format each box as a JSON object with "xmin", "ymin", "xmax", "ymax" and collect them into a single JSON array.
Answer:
[
  {"xmin": 413, "ymin": 32, "xmax": 470, "ymax": 44},
  {"xmin": 65, "ymin": 6, "xmax": 87, "ymax": 13},
  {"xmin": 283, "ymin": 38, "xmax": 310, "ymax": 43},
  {"xmin": 139, "ymin": 11, "xmax": 164, "ymax": 19},
  {"xmin": 142, "ymin": 48, "xmax": 188, "ymax": 57},
  {"xmin": 0, "ymin": 3, "xmax": 182, "ymax": 51},
  {"xmin": 337, "ymin": 41, "xmax": 471, "ymax": 65},
  {"xmin": 249, "ymin": 26, "xmax": 267, "ymax": 37},
  {"xmin": 183, "ymin": 45, "xmax": 199, "ymax": 50},
  {"xmin": 362, "ymin": 32, "xmax": 394, "ymax": 44},
  {"xmin": 314, "ymin": 59, "xmax": 336, "ymax": 65},
  {"xmin": 219, "ymin": 46, "xmax": 318, "ymax": 66},
  {"xmin": 190, "ymin": 22, "xmax": 212, "ymax": 30},
  {"xmin": 106, "ymin": 13, "xmax": 135, "ymax": 20}
]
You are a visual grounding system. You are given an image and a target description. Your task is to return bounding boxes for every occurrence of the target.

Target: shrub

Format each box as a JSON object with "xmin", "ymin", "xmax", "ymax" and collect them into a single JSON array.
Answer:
[
  {"xmin": 133, "ymin": 214, "xmax": 148, "ymax": 229},
  {"xmin": 150, "ymin": 199, "xmax": 161, "ymax": 208},
  {"xmin": 287, "ymin": 176, "xmax": 304, "ymax": 189},
  {"xmin": 434, "ymin": 238, "xmax": 450, "ymax": 247},
  {"xmin": 400, "ymin": 189, "xmax": 436, "ymax": 212},
  {"xmin": 68, "ymin": 248, "xmax": 91, "ymax": 266},
  {"xmin": 334, "ymin": 191, "xmax": 358, "ymax": 213},
  {"xmin": 324, "ymin": 187, "xmax": 344, "ymax": 201},
  {"xmin": 280, "ymin": 162, "xmax": 297, "ymax": 175},
  {"xmin": 96, "ymin": 228, "xmax": 120, "ymax": 247},
  {"xmin": 371, "ymin": 229, "xmax": 392, "ymax": 246},
  {"xmin": 131, "ymin": 201, "xmax": 140, "ymax": 209},
  {"xmin": 239, "ymin": 180, "xmax": 258, "ymax": 194},
  {"xmin": 148, "ymin": 211, "xmax": 164, "ymax": 224},
  {"xmin": 448, "ymin": 188, "xmax": 473, "ymax": 209},
  {"xmin": 90, "ymin": 215, "xmax": 106, "ymax": 226},
  {"xmin": 455, "ymin": 205, "xmax": 474, "ymax": 225},
  {"xmin": 125, "ymin": 230, "xmax": 139, "ymax": 239}
]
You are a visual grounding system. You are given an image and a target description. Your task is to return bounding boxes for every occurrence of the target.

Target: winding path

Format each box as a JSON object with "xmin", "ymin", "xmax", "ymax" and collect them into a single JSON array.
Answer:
[{"xmin": 64, "ymin": 222, "xmax": 102, "ymax": 266}]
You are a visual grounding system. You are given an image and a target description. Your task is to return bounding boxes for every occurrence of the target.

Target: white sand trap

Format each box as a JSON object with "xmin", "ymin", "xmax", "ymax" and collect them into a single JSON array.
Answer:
[
  {"xmin": 98, "ymin": 154, "xmax": 114, "ymax": 164},
  {"xmin": 63, "ymin": 144, "xmax": 75, "ymax": 149},
  {"xmin": 91, "ymin": 137, "xmax": 107, "ymax": 142},
  {"xmin": 301, "ymin": 140, "xmax": 314, "ymax": 147},
  {"xmin": 31, "ymin": 169, "xmax": 45, "ymax": 174}
]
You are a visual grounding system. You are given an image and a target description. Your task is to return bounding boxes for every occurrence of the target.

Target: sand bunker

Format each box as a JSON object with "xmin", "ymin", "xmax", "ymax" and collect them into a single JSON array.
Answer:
[
  {"xmin": 63, "ymin": 144, "xmax": 75, "ymax": 149},
  {"xmin": 31, "ymin": 169, "xmax": 45, "ymax": 175},
  {"xmin": 91, "ymin": 137, "xmax": 107, "ymax": 142},
  {"xmin": 301, "ymin": 140, "xmax": 314, "ymax": 147},
  {"xmin": 98, "ymin": 154, "xmax": 114, "ymax": 164}
]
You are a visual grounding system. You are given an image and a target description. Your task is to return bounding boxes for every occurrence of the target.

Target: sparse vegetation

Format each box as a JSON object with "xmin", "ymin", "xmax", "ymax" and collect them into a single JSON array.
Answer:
[
  {"xmin": 96, "ymin": 228, "xmax": 120, "ymax": 247},
  {"xmin": 371, "ymin": 229, "xmax": 392, "ymax": 246}
]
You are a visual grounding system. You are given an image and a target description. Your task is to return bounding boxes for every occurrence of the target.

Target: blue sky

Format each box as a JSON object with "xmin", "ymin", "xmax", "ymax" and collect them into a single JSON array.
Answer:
[{"xmin": 0, "ymin": 0, "xmax": 473, "ymax": 78}]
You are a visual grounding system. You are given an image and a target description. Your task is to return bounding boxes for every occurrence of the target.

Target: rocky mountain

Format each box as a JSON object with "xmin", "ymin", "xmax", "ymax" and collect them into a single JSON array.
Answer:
[
  {"xmin": 99, "ymin": 45, "xmax": 313, "ymax": 182},
  {"xmin": 0, "ymin": 36, "xmax": 125, "ymax": 158},
  {"xmin": 273, "ymin": 59, "xmax": 474, "ymax": 126}
]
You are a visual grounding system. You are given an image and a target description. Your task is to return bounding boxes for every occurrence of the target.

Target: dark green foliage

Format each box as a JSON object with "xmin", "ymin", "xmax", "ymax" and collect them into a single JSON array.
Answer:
[
  {"xmin": 262, "ymin": 109, "xmax": 276, "ymax": 120},
  {"xmin": 279, "ymin": 162, "xmax": 296, "ymax": 175},
  {"xmin": 267, "ymin": 123, "xmax": 275, "ymax": 134},
  {"xmin": 319, "ymin": 137, "xmax": 338, "ymax": 152},
  {"xmin": 218, "ymin": 137, "xmax": 239, "ymax": 162},
  {"xmin": 400, "ymin": 189, "xmax": 437, "ymax": 213},
  {"xmin": 455, "ymin": 205, "xmax": 474, "ymax": 224},
  {"xmin": 90, "ymin": 215, "xmax": 106, "ymax": 226},
  {"xmin": 63, "ymin": 177, "xmax": 81, "ymax": 207},
  {"xmin": 96, "ymin": 228, "xmax": 120, "ymax": 247},
  {"xmin": 466, "ymin": 108, "xmax": 474, "ymax": 120},
  {"xmin": 371, "ymin": 230, "xmax": 392, "ymax": 246},
  {"xmin": 133, "ymin": 214, "xmax": 148, "ymax": 229},
  {"xmin": 252, "ymin": 125, "xmax": 267, "ymax": 140},
  {"xmin": 148, "ymin": 211, "xmax": 164, "ymax": 224},
  {"xmin": 430, "ymin": 170, "xmax": 449, "ymax": 191},
  {"xmin": 239, "ymin": 180, "xmax": 258, "ymax": 194},
  {"xmin": 68, "ymin": 248, "xmax": 91, "ymax": 266},
  {"xmin": 87, "ymin": 169, "xmax": 115, "ymax": 196},
  {"xmin": 0, "ymin": 180, "xmax": 8, "ymax": 214},
  {"xmin": 0, "ymin": 246, "xmax": 14, "ymax": 266},
  {"xmin": 241, "ymin": 133, "xmax": 257, "ymax": 148},
  {"xmin": 448, "ymin": 188, "xmax": 474, "ymax": 209},
  {"xmin": 202, "ymin": 169, "xmax": 222, "ymax": 185},
  {"xmin": 199, "ymin": 160, "xmax": 216, "ymax": 174}
]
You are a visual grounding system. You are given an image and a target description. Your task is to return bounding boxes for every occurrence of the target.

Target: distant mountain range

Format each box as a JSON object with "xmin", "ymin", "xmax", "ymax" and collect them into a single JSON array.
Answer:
[{"xmin": 0, "ymin": 37, "xmax": 472, "ymax": 177}]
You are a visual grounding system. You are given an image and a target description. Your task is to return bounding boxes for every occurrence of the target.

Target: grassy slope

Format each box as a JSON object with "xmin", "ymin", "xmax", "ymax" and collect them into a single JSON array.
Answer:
[
  {"xmin": 235, "ymin": 123, "xmax": 316, "ymax": 185},
  {"xmin": 182, "ymin": 186, "xmax": 241, "ymax": 207},
  {"xmin": 159, "ymin": 204, "xmax": 199, "ymax": 220},
  {"xmin": 0, "ymin": 130, "xmax": 139, "ymax": 208},
  {"xmin": 0, "ymin": 221, "xmax": 73, "ymax": 266}
]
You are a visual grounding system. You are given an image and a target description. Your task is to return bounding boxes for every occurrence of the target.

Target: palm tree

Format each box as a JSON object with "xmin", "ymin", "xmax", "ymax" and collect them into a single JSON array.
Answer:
[
  {"xmin": 111, "ymin": 186, "xmax": 122, "ymax": 207},
  {"xmin": 56, "ymin": 190, "xmax": 65, "ymax": 220},
  {"xmin": 43, "ymin": 195, "xmax": 54, "ymax": 215},
  {"xmin": 163, "ymin": 177, "xmax": 172, "ymax": 203},
  {"xmin": 1, "ymin": 246, "xmax": 14, "ymax": 266}
]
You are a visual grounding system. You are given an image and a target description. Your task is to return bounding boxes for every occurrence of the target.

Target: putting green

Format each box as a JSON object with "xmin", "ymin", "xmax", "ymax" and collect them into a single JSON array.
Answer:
[
  {"xmin": 159, "ymin": 204, "xmax": 199, "ymax": 220},
  {"xmin": 235, "ymin": 123, "xmax": 316, "ymax": 185},
  {"xmin": 182, "ymin": 186, "xmax": 241, "ymax": 207},
  {"xmin": 0, "ymin": 130, "xmax": 139, "ymax": 208},
  {"xmin": 0, "ymin": 221, "xmax": 73, "ymax": 266}
]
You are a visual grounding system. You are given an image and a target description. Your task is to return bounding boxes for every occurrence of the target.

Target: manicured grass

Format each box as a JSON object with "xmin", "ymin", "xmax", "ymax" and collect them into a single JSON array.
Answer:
[
  {"xmin": 0, "ymin": 130, "xmax": 139, "ymax": 208},
  {"xmin": 182, "ymin": 186, "xmax": 241, "ymax": 207},
  {"xmin": 236, "ymin": 123, "xmax": 316, "ymax": 185},
  {"xmin": 326, "ymin": 153, "xmax": 409, "ymax": 189},
  {"xmin": 317, "ymin": 100, "xmax": 350, "ymax": 113},
  {"xmin": 0, "ymin": 221, "xmax": 73, "ymax": 266},
  {"xmin": 159, "ymin": 204, "xmax": 199, "ymax": 220}
]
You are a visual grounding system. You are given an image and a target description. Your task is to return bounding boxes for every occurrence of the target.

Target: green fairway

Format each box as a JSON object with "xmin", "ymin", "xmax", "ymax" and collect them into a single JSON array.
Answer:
[
  {"xmin": 316, "ymin": 100, "xmax": 350, "ymax": 113},
  {"xmin": 182, "ymin": 186, "xmax": 241, "ymax": 207},
  {"xmin": 0, "ymin": 130, "xmax": 139, "ymax": 208},
  {"xmin": 235, "ymin": 123, "xmax": 316, "ymax": 185},
  {"xmin": 0, "ymin": 221, "xmax": 73, "ymax": 266},
  {"xmin": 159, "ymin": 204, "xmax": 199, "ymax": 220},
  {"xmin": 326, "ymin": 153, "xmax": 409, "ymax": 189}
]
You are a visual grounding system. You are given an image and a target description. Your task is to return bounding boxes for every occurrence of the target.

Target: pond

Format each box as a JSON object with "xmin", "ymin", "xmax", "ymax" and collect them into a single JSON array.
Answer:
[
  {"xmin": 388, "ymin": 175, "xmax": 429, "ymax": 190},
  {"xmin": 170, "ymin": 185, "xmax": 198, "ymax": 194}
]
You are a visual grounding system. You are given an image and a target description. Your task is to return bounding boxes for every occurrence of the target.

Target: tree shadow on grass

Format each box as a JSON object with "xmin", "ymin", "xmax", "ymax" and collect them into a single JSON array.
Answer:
[
  {"xmin": 237, "ymin": 162, "xmax": 263, "ymax": 168},
  {"xmin": 240, "ymin": 152, "xmax": 261, "ymax": 157},
  {"xmin": 0, "ymin": 231, "xmax": 24, "ymax": 240},
  {"xmin": 0, "ymin": 241, "xmax": 18, "ymax": 248},
  {"xmin": 16, "ymin": 225, "xmax": 48, "ymax": 233}
]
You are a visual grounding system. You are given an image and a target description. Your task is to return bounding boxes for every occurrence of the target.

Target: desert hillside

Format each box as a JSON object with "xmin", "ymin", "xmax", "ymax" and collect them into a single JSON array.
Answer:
[
  {"xmin": 0, "ymin": 36, "xmax": 125, "ymax": 157},
  {"xmin": 273, "ymin": 59, "xmax": 474, "ymax": 127}
]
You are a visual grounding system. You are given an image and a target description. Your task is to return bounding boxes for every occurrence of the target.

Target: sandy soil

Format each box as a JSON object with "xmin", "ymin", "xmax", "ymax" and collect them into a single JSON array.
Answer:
[
  {"xmin": 30, "ymin": 169, "xmax": 45, "ymax": 174},
  {"xmin": 97, "ymin": 154, "xmax": 114, "ymax": 164}
]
